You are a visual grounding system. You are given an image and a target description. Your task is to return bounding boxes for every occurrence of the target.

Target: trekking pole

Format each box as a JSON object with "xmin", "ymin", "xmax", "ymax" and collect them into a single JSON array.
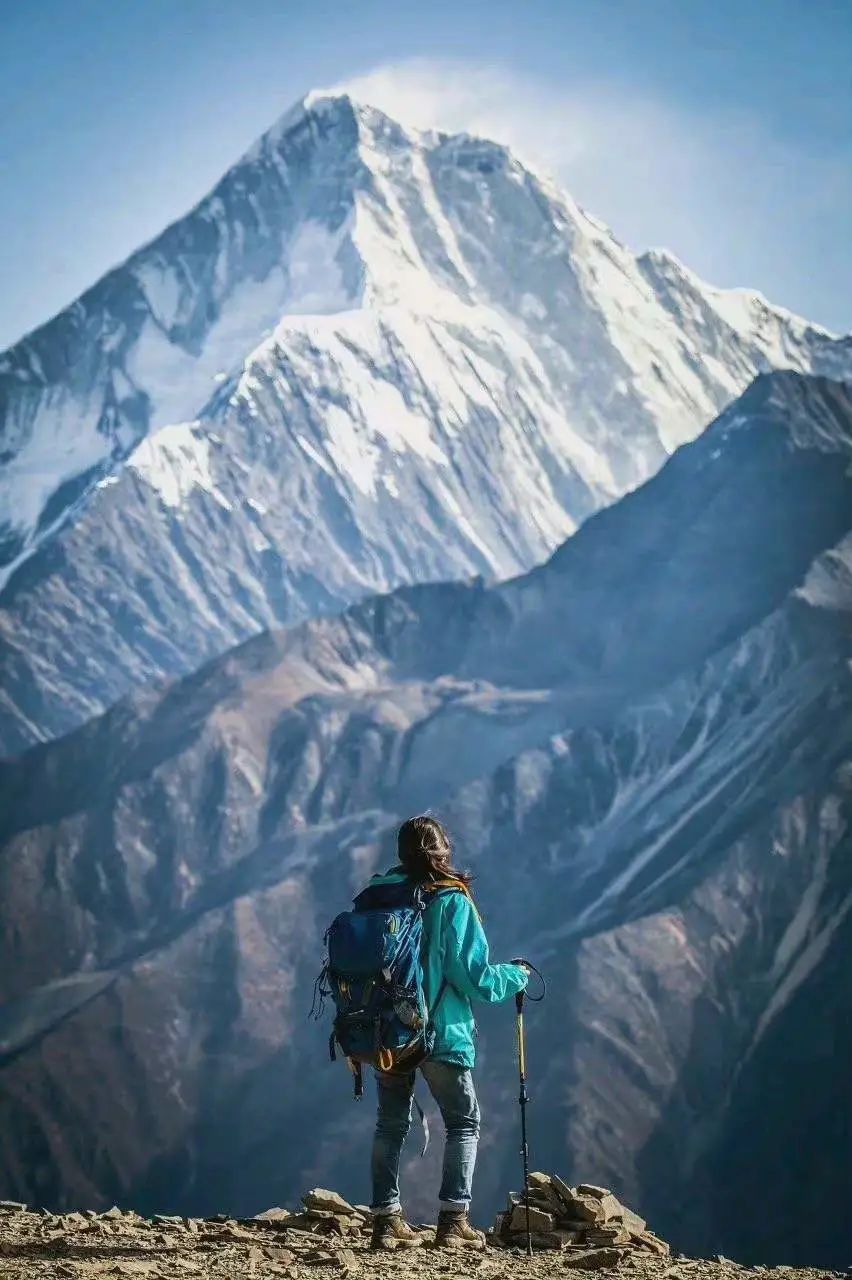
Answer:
[
  {"xmin": 511, "ymin": 959, "xmax": 544, "ymax": 1258},
  {"xmin": 515, "ymin": 985, "xmax": 533, "ymax": 1257}
]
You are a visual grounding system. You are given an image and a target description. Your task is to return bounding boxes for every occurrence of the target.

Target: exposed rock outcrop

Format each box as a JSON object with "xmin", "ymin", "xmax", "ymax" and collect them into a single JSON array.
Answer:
[{"xmin": 491, "ymin": 1172, "xmax": 669, "ymax": 1256}]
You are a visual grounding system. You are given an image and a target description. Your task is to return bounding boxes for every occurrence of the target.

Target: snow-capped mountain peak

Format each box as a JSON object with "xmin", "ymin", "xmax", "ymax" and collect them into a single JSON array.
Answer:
[{"xmin": 1, "ymin": 91, "xmax": 851, "ymax": 754}]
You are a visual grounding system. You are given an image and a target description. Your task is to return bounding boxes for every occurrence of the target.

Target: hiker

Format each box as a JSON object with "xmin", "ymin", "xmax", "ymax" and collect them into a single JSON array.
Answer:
[{"xmin": 364, "ymin": 816, "xmax": 529, "ymax": 1250}]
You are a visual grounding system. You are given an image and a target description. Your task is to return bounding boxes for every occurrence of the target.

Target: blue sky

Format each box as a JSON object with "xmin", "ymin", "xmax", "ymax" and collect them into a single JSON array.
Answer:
[{"xmin": 1, "ymin": 0, "xmax": 850, "ymax": 350}]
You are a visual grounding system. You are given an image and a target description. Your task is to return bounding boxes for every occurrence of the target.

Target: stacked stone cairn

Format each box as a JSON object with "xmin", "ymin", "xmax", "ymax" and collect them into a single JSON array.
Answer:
[
  {"xmin": 256, "ymin": 1189, "xmax": 371, "ymax": 1239},
  {"xmin": 490, "ymin": 1173, "xmax": 670, "ymax": 1258}
]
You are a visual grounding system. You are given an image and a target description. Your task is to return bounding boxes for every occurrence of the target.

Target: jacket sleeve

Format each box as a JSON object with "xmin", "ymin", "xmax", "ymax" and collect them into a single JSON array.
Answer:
[{"xmin": 442, "ymin": 895, "xmax": 528, "ymax": 1004}]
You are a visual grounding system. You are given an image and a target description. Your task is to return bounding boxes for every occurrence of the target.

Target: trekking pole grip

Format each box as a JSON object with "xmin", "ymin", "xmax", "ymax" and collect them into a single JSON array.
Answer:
[{"xmin": 512, "ymin": 957, "xmax": 527, "ymax": 1014}]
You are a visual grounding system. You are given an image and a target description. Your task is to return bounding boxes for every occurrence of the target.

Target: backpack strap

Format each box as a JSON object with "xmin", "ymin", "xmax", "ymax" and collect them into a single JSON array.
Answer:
[
  {"xmin": 424, "ymin": 876, "xmax": 472, "ymax": 896},
  {"xmin": 423, "ymin": 878, "xmax": 482, "ymax": 921}
]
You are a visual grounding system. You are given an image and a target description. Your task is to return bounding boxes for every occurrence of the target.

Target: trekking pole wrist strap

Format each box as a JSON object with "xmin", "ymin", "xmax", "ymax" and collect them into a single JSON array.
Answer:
[{"xmin": 510, "ymin": 958, "xmax": 546, "ymax": 1002}]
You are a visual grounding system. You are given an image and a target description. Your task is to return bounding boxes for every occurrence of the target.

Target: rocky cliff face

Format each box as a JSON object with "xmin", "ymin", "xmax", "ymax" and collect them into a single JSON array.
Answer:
[
  {"xmin": 1, "ymin": 372, "xmax": 850, "ymax": 1267},
  {"xmin": 2, "ymin": 94, "xmax": 851, "ymax": 756}
]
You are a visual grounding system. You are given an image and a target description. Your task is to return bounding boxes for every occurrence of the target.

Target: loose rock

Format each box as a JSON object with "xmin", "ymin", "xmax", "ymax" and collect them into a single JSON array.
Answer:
[
  {"xmin": 491, "ymin": 1171, "xmax": 669, "ymax": 1256},
  {"xmin": 0, "ymin": 1177, "xmax": 832, "ymax": 1280},
  {"xmin": 303, "ymin": 1189, "xmax": 356, "ymax": 1216},
  {"xmin": 509, "ymin": 1205, "xmax": 556, "ymax": 1234},
  {"xmin": 256, "ymin": 1207, "xmax": 292, "ymax": 1224},
  {"xmin": 563, "ymin": 1247, "xmax": 628, "ymax": 1270}
]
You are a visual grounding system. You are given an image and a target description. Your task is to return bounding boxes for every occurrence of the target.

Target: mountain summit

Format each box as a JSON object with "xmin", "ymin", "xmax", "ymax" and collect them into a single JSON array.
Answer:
[{"xmin": 1, "ymin": 92, "xmax": 850, "ymax": 754}]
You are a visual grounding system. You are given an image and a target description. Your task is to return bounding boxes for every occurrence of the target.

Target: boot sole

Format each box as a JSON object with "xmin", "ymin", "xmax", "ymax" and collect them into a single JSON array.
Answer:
[{"xmin": 370, "ymin": 1239, "xmax": 423, "ymax": 1251}]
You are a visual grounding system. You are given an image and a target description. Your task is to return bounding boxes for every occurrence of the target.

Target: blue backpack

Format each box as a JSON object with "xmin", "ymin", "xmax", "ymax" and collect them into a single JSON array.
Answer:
[{"xmin": 315, "ymin": 877, "xmax": 450, "ymax": 1099}]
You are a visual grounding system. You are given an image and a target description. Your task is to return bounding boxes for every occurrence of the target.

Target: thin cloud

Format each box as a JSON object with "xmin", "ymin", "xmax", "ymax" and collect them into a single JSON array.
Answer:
[{"xmin": 337, "ymin": 59, "xmax": 850, "ymax": 332}]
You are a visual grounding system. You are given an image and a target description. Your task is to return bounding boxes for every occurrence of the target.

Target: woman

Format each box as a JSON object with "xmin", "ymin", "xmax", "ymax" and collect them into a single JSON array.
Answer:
[{"xmin": 368, "ymin": 815, "xmax": 528, "ymax": 1251}]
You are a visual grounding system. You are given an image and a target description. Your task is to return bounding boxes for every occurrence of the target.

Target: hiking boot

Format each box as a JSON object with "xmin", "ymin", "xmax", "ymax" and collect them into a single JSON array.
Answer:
[
  {"xmin": 370, "ymin": 1211, "xmax": 422, "ymax": 1250},
  {"xmin": 435, "ymin": 1209, "xmax": 486, "ymax": 1250}
]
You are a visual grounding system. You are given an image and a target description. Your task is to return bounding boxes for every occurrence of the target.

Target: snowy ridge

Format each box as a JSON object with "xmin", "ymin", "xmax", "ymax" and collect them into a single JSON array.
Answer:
[
  {"xmin": 796, "ymin": 533, "xmax": 852, "ymax": 611},
  {"xmin": 1, "ymin": 93, "xmax": 852, "ymax": 752},
  {"xmin": 127, "ymin": 422, "xmax": 230, "ymax": 510},
  {"xmin": 2, "ymin": 89, "xmax": 849, "ymax": 578}
]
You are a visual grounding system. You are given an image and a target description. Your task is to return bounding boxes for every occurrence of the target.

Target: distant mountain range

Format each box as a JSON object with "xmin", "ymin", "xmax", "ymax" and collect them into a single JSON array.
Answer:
[
  {"xmin": 2, "ymin": 93, "xmax": 851, "ymax": 756},
  {"xmin": 2, "ymin": 368, "xmax": 851, "ymax": 1268}
]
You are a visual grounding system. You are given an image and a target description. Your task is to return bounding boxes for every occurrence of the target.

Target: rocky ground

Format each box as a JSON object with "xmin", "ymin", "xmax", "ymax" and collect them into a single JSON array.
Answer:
[{"xmin": 0, "ymin": 1187, "xmax": 843, "ymax": 1280}]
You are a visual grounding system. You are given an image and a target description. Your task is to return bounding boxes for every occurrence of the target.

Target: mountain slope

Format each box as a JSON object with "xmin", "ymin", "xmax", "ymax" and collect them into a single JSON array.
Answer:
[
  {"xmin": 2, "ymin": 94, "xmax": 851, "ymax": 755},
  {"xmin": 1, "ymin": 372, "xmax": 851, "ymax": 1265}
]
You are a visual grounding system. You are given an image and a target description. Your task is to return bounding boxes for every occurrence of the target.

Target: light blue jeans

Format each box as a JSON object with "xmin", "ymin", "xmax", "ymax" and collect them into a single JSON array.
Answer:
[{"xmin": 371, "ymin": 1060, "xmax": 481, "ymax": 1215}]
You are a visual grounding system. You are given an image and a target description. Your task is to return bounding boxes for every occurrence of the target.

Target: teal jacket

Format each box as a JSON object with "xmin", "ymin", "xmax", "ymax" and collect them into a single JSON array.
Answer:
[{"xmin": 369, "ymin": 868, "xmax": 528, "ymax": 1069}]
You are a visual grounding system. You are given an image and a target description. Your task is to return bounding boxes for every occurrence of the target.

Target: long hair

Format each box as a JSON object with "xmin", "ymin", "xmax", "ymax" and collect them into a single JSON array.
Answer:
[{"xmin": 397, "ymin": 815, "xmax": 473, "ymax": 887}]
